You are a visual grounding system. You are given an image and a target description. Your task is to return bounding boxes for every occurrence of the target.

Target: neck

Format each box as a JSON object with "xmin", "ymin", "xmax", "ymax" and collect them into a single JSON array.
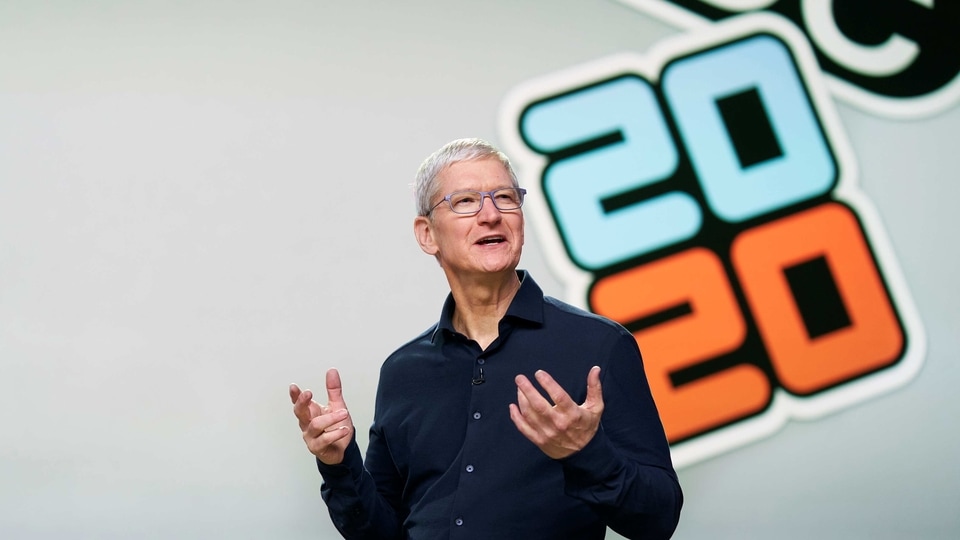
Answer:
[{"xmin": 448, "ymin": 271, "xmax": 521, "ymax": 350}]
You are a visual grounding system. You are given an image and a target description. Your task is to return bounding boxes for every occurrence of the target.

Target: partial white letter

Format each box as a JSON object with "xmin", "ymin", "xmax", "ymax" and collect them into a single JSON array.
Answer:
[{"xmin": 802, "ymin": 0, "xmax": 932, "ymax": 77}]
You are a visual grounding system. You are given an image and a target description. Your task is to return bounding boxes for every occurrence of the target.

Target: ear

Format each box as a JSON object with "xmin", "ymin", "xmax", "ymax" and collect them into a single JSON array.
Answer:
[{"xmin": 413, "ymin": 215, "xmax": 439, "ymax": 256}]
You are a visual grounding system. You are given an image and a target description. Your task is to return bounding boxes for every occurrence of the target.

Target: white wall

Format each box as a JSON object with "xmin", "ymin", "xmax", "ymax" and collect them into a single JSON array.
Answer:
[{"xmin": 1, "ymin": 1, "xmax": 957, "ymax": 538}]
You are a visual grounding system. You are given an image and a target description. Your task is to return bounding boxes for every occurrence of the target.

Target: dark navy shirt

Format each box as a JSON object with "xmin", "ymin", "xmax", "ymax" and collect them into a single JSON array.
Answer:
[{"xmin": 317, "ymin": 271, "xmax": 682, "ymax": 539}]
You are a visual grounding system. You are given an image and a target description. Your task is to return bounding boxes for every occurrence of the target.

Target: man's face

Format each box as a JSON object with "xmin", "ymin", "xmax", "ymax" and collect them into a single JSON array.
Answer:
[{"xmin": 414, "ymin": 157, "xmax": 525, "ymax": 280}]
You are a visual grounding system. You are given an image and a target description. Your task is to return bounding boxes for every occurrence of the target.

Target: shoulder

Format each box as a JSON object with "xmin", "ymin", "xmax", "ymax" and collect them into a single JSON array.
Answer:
[
  {"xmin": 542, "ymin": 295, "xmax": 632, "ymax": 339},
  {"xmin": 379, "ymin": 324, "xmax": 438, "ymax": 373}
]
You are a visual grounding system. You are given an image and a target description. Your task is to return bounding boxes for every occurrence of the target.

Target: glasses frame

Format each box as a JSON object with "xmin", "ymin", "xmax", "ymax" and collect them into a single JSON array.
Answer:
[{"xmin": 429, "ymin": 187, "xmax": 527, "ymax": 216}]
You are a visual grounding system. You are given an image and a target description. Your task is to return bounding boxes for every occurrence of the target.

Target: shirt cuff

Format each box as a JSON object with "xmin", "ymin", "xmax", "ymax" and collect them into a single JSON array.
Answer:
[
  {"xmin": 314, "ymin": 434, "xmax": 364, "ymax": 487},
  {"xmin": 559, "ymin": 425, "xmax": 622, "ymax": 487}
]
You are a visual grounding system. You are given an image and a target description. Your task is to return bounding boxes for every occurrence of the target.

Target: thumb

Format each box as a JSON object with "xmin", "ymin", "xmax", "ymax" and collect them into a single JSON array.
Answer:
[
  {"xmin": 584, "ymin": 366, "xmax": 603, "ymax": 409},
  {"xmin": 326, "ymin": 368, "xmax": 348, "ymax": 409}
]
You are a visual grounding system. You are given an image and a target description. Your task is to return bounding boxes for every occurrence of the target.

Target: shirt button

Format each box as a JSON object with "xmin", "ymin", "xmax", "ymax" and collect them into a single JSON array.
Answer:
[
  {"xmin": 455, "ymin": 517, "xmax": 464, "ymax": 526},
  {"xmin": 477, "ymin": 358, "xmax": 485, "ymax": 365},
  {"xmin": 473, "ymin": 411, "xmax": 481, "ymax": 420},
  {"xmin": 465, "ymin": 464, "xmax": 474, "ymax": 473}
]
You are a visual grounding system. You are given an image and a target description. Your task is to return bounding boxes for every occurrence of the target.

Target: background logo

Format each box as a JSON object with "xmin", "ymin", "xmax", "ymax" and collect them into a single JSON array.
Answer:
[
  {"xmin": 499, "ymin": 14, "xmax": 925, "ymax": 467},
  {"xmin": 616, "ymin": 0, "xmax": 960, "ymax": 118}
]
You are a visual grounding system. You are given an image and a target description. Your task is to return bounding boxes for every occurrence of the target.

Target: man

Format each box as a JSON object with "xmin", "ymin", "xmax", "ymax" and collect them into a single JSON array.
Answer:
[{"xmin": 290, "ymin": 138, "xmax": 682, "ymax": 539}]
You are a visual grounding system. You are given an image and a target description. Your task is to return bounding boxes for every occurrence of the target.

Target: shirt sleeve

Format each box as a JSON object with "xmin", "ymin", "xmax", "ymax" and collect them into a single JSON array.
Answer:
[
  {"xmin": 315, "ymin": 428, "xmax": 405, "ymax": 540},
  {"xmin": 559, "ymin": 330, "xmax": 684, "ymax": 540}
]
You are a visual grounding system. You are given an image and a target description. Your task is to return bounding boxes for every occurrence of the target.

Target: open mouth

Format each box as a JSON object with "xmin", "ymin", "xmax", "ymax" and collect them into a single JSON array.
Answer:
[{"xmin": 476, "ymin": 235, "xmax": 505, "ymax": 245}]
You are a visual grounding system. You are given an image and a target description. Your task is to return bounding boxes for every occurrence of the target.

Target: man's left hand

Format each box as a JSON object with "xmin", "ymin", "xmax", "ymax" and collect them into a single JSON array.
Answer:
[{"xmin": 509, "ymin": 366, "xmax": 604, "ymax": 459}]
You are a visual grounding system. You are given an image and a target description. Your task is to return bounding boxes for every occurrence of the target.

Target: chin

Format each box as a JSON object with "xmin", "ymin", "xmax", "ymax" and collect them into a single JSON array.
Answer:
[{"xmin": 479, "ymin": 258, "xmax": 521, "ymax": 275}]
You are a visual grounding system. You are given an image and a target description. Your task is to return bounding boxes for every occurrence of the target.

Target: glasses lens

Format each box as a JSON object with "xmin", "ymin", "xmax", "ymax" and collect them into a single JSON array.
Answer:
[
  {"xmin": 492, "ymin": 188, "xmax": 524, "ymax": 210},
  {"xmin": 448, "ymin": 191, "xmax": 483, "ymax": 214},
  {"xmin": 444, "ymin": 188, "xmax": 525, "ymax": 214}
]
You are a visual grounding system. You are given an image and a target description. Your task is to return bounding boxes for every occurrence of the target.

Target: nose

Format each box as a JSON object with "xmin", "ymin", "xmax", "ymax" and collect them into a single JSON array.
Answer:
[{"xmin": 476, "ymin": 193, "xmax": 503, "ymax": 222}]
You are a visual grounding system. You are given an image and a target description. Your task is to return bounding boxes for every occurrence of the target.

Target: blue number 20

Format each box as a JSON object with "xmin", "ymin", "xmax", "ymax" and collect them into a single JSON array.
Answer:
[
  {"xmin": 521, "ymin": 76, "xmax": 701, "ymax": 270},
  {"xmin": 519, "ymin": 33, "xmax": 837, "ymax": 270}
]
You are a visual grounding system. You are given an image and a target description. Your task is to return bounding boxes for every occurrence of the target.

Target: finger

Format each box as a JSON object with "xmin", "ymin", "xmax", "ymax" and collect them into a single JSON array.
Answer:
[
  {"xmin": 305, "ymin": 408, "xmax": 351, "ymax": 437},
  {"xmin": 534, "ymin": 369, "xmax": 575, "ymax": 408},
  {"xmin": 508, "ymin": 403, "xmax": 534, "ymax": 438},
  {"xmin": 324, "ymin": 424, "xmax": 352, "ymax": 441},
  {"xmin": 516, "ymin": 385, "xmax": 531, "ymax": 415},
  {"xmin": 584, "ymin": 366, "xmax": 603, "ymax": 408},
  {"xmin": 515, "ymin": 374, "xmax": 552, "ymax": 416},
  {"xmin": 326, "ymin": 368, "xmax": 348, "ymax": 408},
  {"xmin": 289, "ymin": 383, "xmax": 302, "ymax": 404},
  {"xmin": 314, "ymin": 424, "xmax": 353, "ymax": 450},
  {"xmin": 305, "ymin": 424, "xmax": 353, "ymax": 461},
  {"xmin": 303, "ymin": 390, "xmax": 321, "ymax": 410},
  {"xmin": 515, "ymin": 381, "xmax": 548, "ymax": 432},
  {"xmin": 292, "ymin": 387, "xmax": 317, "ymax": 427}
]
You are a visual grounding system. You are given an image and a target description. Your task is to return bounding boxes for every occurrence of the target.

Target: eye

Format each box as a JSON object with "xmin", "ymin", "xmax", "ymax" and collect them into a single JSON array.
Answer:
[
  {"xmin": 495, "ymin": 189, "xmax": 519, "ymax": 204},
  {"xmin": 451, "ymin": 192, "xmax": 479, "ymax": 207}
]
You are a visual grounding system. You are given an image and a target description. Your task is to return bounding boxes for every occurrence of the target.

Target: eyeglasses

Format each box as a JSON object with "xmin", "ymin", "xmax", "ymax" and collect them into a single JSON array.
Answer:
[{"xmin": 429, "ymin": 187, "xmax": 527, "ymax": 216}]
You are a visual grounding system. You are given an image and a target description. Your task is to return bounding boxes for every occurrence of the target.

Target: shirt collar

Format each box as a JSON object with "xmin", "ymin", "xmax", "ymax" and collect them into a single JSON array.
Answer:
[{"xmin": 431, "ymin": 270, "xmax": 544, "ymax": 343}]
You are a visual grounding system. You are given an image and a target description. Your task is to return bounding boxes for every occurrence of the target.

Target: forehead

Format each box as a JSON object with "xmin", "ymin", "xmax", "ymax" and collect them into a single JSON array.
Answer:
[{"xmin": 436, "ymin": 157, "xmax": 512, "ymax": 191}]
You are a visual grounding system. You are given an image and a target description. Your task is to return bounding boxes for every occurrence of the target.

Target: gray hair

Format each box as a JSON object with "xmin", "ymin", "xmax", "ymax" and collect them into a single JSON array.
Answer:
[{"xmin": 413, "ymin": 138, "xmax": 519, "ymax": 216}]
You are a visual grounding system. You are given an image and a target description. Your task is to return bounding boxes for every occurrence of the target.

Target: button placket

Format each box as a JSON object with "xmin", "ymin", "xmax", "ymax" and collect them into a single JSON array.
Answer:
[{"xmin": 456, "ymin": 350, "xmax": 493, "ymax": 534}]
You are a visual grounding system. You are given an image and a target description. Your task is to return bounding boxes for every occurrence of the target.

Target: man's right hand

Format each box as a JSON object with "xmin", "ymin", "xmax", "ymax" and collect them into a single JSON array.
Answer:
[{"xmin": 290, "ymin": 368, "xmax": 354, "ymax": 465}]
